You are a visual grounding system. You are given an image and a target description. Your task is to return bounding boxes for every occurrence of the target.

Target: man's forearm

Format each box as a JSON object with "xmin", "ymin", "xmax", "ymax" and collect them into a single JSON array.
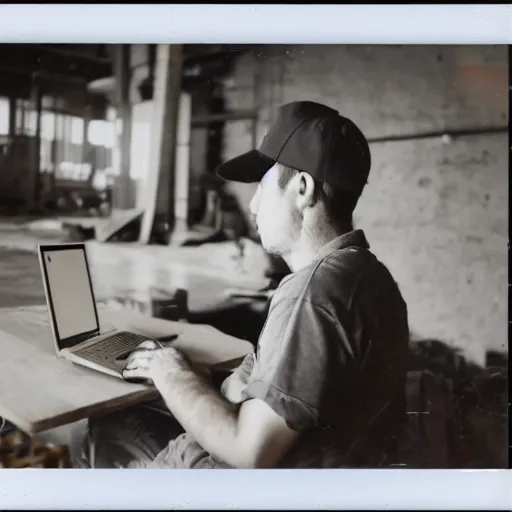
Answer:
[{"xmin": 154, "ymin": 369, "xmax": 244, "ymax": 467}]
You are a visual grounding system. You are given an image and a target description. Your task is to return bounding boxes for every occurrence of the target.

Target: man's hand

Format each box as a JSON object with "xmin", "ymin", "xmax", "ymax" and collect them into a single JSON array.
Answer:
[{"xmin": 122, "ymin": 340, "xmax": 192, "ymax": 385}]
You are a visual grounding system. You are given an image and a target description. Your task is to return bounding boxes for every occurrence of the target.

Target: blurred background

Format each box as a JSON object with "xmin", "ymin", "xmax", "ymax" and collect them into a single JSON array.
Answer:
[{"xmin": 0, "ymin": 44, "xmax": 507, "ymax": 467}]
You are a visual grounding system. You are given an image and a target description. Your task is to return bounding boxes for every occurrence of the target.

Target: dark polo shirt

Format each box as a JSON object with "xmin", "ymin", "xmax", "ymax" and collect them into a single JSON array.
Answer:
[{"xmin": 239, "ymin": 229, "xmax": 410, "ymax": 468}]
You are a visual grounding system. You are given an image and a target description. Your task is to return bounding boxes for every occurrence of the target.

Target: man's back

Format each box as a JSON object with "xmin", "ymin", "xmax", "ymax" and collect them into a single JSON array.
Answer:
[{"xmin": 239, "ymin": 229, "xmax": 409, "ymax": 468}]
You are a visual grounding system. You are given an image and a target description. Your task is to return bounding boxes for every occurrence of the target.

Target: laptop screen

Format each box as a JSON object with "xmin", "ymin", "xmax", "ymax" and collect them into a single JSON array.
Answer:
[{"xmin": 41, "ymin": 246, "xmax": 99, "ymax": 349}]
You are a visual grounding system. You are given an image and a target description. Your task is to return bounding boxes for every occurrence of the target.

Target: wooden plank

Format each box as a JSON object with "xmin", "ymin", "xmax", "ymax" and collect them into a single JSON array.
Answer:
[
  {"xmin": 0, "ymin": 304, "xmax": 253, "ymax": 435},
  {"xmin": 0, "ymin": 328, "xmax": 158, "ymax": 434}
]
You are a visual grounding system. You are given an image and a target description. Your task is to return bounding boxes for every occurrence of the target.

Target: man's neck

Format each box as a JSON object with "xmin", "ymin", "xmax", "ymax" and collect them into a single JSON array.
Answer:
[{"xmin": 285, "ymin": 224, "xmax": 350, "ymax": 272}]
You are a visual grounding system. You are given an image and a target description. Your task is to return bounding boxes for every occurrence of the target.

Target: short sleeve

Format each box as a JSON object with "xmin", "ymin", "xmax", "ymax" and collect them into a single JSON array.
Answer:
[
  {"xmin": 241, "ymin": 296, "xmax": 355, "ymax": 432},
  {"xmin": 220, "ymin": 353, "xmax": 256, "ymax": 404},
  {"xmin": 229, "ymin": 353, "xmax": 255, "ymax": 382}
]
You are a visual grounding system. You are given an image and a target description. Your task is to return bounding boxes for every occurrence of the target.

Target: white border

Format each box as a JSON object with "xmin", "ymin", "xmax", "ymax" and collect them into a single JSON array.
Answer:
[
  {"xmin": 0, "ymin": 3, "xmax": 510, "ymax": 511},
  {"xmin": 0, "ymin": 4, "xmax": 510, "ymax": 44},
  {"xmin": 0, "ymin": 469, "xmax": 510, "ymax": 509}
]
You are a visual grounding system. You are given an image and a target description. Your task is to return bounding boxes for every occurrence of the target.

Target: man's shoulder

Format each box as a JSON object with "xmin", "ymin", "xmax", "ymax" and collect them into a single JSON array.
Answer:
[{"xmin": 275, "ymin": 245, "xmax": 377, "ymax": 308}]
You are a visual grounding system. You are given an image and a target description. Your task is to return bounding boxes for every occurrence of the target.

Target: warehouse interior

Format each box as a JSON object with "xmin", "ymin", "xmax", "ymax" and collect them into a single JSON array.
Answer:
[{"xmin": 0, "ymin": 44, "xmax": 507, "ymax": 468}]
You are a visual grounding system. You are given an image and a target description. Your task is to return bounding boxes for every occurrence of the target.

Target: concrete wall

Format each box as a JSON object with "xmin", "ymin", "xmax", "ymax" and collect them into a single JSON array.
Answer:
[{"xmin": 222, "ymin": 45, "xmax": 508, "ymax": 364}]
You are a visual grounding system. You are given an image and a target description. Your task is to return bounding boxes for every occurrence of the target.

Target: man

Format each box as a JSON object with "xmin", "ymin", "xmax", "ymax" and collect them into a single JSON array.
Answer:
[{"xmin": 72, "ymin": 101, "xmax": 409, "ymax": 469}]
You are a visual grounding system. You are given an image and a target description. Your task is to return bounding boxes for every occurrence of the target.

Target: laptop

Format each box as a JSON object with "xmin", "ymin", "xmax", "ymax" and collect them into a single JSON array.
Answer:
[{"xmin": 37, "ymin": 243, "xmax": 175, "ymax": 381}]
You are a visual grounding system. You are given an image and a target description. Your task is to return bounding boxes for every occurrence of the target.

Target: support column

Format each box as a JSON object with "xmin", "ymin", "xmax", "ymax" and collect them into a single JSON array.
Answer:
[
  {"xmin": 172, "ymin": 92, "xmax": 191, "ymax": 237},
  {"xmin": 83, "ymin": 104, "xmax": 94, "ymax": 186},
  {"xmin": 27, "ymin": 79, "xmax": 42, "ymax": 211},
  {"xmin": 139, "ymin": 44, "xmax": 183, "ymax": 244},
  {"xmin": 112, "ymin": 44, "xmax": 133, "ymax": 210},
  {"xmin": 8, "ymin": 96, "xmax": 16, "ymax": 137}
]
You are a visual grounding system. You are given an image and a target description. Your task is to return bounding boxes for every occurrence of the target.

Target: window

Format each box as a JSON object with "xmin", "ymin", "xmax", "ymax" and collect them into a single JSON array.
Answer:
[
  {"xmin": 0, "ymin": 97, "xmax": 9, "ymax": 136},
  {"xmin": 40, "ymin": 111, "xmax": 56, "ymax": 141},
  {"xmin": 70, "ymin": 116, "xmax": 84, "ymax": 145},
  {"xmin": 87, "ymin": 120, "xmax": 115, "ymax": 148}
]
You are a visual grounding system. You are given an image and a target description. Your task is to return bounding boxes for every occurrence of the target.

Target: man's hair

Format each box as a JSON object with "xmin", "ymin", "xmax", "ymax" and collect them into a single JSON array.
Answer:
[{"xmin": 277, "ymin": 165, "xmax": 359, "ymax": 229}]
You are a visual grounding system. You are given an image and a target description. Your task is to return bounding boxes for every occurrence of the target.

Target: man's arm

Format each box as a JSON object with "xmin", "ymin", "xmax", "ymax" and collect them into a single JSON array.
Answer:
[
  {"xmin": 123, "ymin": 345, "xmax": 299, "ymax": 469},
  {"xmin": 158, "ymin": 368, "xmax": 298, "ymax": 469}
]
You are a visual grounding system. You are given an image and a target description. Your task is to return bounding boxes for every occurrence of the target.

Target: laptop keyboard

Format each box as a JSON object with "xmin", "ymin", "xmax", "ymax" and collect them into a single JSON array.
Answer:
[{"xmin": 76, "ymin": 331, "xmax": 152, "ymax": 362}]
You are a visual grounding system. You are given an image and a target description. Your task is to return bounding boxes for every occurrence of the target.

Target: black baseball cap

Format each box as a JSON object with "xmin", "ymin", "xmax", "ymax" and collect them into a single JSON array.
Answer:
[{"xmin": 215, "ymin": 101, "xmax": 371, "ymax": 194}]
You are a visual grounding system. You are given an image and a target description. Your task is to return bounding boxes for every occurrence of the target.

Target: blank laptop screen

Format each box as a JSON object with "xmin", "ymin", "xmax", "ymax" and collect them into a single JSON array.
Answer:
[{"xmin": 43, "ymin": 247, "xmax": 98, "ymax": 345}]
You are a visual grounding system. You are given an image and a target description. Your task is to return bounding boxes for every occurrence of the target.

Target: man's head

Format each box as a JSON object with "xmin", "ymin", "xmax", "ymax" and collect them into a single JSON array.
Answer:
[{"xmin": 215, "ymin": 101, "xmax": 371, "ymax": 258}]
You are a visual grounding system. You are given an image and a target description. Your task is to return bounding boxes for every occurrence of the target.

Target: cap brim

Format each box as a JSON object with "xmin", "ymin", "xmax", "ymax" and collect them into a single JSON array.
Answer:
[{"xmin": 215, "ymin": 150, "xmax": 275, "ymax": 183}]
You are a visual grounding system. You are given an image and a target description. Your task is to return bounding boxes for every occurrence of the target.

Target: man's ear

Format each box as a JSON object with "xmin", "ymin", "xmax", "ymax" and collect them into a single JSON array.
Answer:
[{"xmin": 295, "ymin": 172, "xmax": 316, "ymax": 211}]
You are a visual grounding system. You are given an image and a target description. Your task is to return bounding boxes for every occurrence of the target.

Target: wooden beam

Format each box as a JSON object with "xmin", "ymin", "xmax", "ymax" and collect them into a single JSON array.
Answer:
[
  {"xmin": 33, "ymin": 44, "xmax": 112, "ymax": 65},
  {"xmin": 0, "ymin": 45, "xmax": 111, "ymax": 82},
  {"xmin": 191, "ymin": 109, "xmax": 257, "ymax": 127},
  {"xmin": 139, "ymin": 44, "xmax": 183, "ymax": 244}
]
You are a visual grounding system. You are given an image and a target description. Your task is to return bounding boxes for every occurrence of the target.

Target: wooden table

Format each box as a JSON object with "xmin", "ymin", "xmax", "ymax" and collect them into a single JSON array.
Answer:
[{"xmin": 0, "ymin": 304, "xmax": 253, "ymax": 435}]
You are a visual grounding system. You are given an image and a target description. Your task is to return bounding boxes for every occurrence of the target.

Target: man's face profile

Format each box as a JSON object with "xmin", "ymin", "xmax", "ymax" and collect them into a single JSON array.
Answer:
[{"xmin": 250, "ymin": 164, "xmax": 300, "ymax": 257}]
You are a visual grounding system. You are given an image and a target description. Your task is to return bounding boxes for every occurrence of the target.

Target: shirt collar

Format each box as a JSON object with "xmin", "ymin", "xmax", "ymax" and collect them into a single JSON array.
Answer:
[{"xmin": 316, "ymin": 229, "xmax": 370, "ymax": 260}]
